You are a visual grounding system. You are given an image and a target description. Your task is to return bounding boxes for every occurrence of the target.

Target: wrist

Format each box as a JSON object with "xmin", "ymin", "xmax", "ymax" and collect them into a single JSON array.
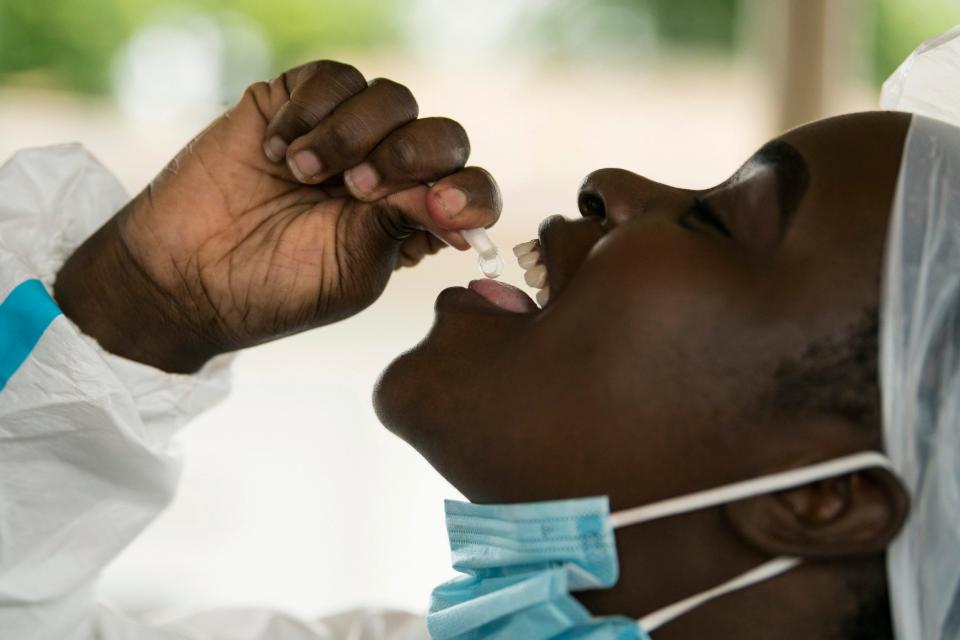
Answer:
[{"xmin": 54, "ymin": 205, "xmax": 219, "ymax": 373}]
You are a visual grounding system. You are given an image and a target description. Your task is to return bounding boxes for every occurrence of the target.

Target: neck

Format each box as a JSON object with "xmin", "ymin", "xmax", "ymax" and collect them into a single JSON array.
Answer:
[{"xmin": 575, "ymin": 508, "xmax": 851, "ymax": 639}]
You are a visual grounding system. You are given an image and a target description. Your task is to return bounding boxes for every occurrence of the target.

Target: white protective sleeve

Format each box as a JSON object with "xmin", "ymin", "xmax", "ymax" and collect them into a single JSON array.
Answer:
[{"xmin": 0, "ymin": 145, "xmax": 428, "ymax": 640}]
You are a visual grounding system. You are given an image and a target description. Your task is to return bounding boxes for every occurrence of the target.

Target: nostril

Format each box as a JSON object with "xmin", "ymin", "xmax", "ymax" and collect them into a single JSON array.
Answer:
[{"xmin": 578, "ymin": 192, "xmax": 606, "ymax": 219}]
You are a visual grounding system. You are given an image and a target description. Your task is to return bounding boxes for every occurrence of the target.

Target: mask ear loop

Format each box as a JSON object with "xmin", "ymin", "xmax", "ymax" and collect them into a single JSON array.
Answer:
[
  {"xmin": 639, "ymin": 556, "xmax": 801, "ymax": 632},
  {"xmin": 607, "ymin": 451, "xmax": 896, "ymax": 633}
]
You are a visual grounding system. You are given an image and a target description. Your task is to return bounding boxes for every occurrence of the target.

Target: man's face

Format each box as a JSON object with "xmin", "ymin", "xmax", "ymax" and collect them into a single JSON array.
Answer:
[{"xmin": 375, "ymin": 111, "xmax": 910, "ymax": 511}]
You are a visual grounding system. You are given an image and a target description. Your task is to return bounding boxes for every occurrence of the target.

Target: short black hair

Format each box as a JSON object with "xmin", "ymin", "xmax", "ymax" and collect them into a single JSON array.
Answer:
[{"xmin": 771, "ymin": 308, "xmax": 892, "ymax": 638}]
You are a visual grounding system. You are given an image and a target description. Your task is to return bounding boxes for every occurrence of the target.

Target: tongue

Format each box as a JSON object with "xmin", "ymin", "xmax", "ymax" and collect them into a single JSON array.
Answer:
[{"xmin": 468, "ymin": 279, "xmax": 539, "ymax": 313}]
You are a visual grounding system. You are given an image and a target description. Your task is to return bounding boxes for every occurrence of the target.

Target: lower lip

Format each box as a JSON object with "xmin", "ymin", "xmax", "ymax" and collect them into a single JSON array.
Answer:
[
  {"xmin": 467, "ymin": 279, "xmax": 539, "ymax": 313},
  {"xmin": 434, "ymin": 281, "xmax": 539, "ymax": 314}
]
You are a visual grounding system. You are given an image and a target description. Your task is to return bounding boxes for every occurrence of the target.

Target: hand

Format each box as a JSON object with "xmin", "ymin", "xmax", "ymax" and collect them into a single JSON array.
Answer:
[{"xmin": 54, "ymin": 61, "xmax": 501, "ymax": 372}]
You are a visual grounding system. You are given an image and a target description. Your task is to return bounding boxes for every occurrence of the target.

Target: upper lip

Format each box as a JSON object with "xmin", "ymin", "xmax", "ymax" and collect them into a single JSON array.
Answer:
[
  {"xmin": 536, "ymin": 215, "xmax": 604, "ymax": 306},
  {"xmin": 537, "ymin": 217, "xmax": 559, "ymax": 298}
]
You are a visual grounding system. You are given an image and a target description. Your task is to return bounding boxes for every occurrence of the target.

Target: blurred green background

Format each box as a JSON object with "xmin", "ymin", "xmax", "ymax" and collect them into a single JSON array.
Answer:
[{"xmin": 1, "ymin": 0, "xmax": 956, "ymax": 97}]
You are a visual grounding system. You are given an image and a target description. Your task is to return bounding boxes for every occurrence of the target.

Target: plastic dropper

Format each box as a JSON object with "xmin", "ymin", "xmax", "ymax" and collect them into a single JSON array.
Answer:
[{"xmin": 460, "ymin": 228, "xmax": 503, "ymax": 278}]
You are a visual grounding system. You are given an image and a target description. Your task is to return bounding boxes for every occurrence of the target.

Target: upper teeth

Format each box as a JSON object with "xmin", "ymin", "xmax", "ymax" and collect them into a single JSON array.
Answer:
[
  {"xmin": 513, "ymin": 239, "xmax": 550, "ymax": 307},
  {"xmin": 524, "ymin": 264, "xmax": 547, "ymax": 288}
]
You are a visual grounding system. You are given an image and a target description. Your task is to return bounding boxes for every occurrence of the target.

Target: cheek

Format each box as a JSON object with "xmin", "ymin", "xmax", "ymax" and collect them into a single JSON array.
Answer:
[
  {"xmin": 542, "ymin": 224, "xmax": 766, "ymax": 415},
  {"xmin": 381, "ymin": 226, "xmax": 787, "ymax": 503},
  {"xmin": 582, "ymin": 224, "xmax": 752, "ymax": 344}
]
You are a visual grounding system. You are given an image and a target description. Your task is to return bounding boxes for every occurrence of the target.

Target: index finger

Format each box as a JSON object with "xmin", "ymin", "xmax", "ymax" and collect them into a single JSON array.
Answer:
[{"xmin": 383, "ymin": 166, "xmax": 502, "ymax": 250}]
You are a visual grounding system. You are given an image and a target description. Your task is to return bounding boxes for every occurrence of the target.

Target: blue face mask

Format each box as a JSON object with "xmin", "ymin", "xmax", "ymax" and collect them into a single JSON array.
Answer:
[{"xmin": 427, "ymin": 452, "xmax": 894, "ymax": 640}]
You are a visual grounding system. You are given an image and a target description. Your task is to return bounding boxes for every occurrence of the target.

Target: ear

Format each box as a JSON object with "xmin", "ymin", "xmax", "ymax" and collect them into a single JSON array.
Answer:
[{"xmin": 723, "ymin": 468, "xmax": 910, "ymax": 558}]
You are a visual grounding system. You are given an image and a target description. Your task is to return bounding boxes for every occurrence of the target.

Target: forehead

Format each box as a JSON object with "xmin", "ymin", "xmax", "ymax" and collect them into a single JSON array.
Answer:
[
  {"xmin": 777, "ymin": 112, "xmax": 909, "ymax": 196},
  {"xmin": 774, "ymin": 112, "xmax": 910, "ymax": 250}
]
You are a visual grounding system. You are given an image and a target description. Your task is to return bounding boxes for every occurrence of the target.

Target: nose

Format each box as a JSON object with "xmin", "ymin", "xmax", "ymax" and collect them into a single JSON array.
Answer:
[{"xmin": 578, "ymin": 168, "xmax": 691, "ymax": 226}]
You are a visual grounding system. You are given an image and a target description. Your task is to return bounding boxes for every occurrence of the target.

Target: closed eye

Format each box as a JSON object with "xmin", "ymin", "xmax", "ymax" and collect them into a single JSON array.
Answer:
[{"xmin": 680, "ymin": 197, "xmax": 731, "ymax": 237}]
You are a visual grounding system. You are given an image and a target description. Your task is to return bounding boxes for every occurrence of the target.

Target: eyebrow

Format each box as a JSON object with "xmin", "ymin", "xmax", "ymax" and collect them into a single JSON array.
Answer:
[{"xmin": 747, "ymin": 140, "xmax": 810, "ymax": 225}]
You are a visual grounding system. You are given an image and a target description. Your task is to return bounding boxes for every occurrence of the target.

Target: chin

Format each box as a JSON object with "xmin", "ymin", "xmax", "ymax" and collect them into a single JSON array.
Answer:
[
  {"xmin": 373, "ymin": 297, "xmax": 517, "ymax": 448},
  {"xmin": 372, "ymin": 340, "xmax": 431, "ymax": 442},
  {"xmin": 372, "ymin": 349, "xmax": 409, "ymax": 431}
]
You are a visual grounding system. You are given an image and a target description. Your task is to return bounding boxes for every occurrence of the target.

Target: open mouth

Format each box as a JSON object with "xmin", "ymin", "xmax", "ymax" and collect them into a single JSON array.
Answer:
[
  {"xmin": 465, "ymin": 236, "xmax": 551, "ymax": 313},
  {"xmin": 443, "ymin": 215, "xmax": 603, "ymax": 316},
  {"xmin": 444, "ymin": 214, "xmax": 595, "ymax": 315}
]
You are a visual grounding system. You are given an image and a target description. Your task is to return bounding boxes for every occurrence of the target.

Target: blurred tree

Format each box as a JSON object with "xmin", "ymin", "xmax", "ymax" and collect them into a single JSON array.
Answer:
[
  {"xmin": 0, "ymin": 0, "xmax": 956, "ymax": 96},
  {"xmin": 0, "ymin": 0, "xmax": 398, "ymax": 95},
  {"xmin": 649, "ymin": 0, "xmax": 739, "ymax": 49},
  {"xmin": 871, "ymin": 0, "xmax": 959, "ymax": 84},
  {"xmin": 525, "ymin": 0, "xmax": 738, "ymax": 58},
  {"xmin": 0, "ymin": 0, "xmax": 137, "ymax": 93},
  {"xmin": 527, "ymin": 0, "xmax": 959, "ymax": 81}
]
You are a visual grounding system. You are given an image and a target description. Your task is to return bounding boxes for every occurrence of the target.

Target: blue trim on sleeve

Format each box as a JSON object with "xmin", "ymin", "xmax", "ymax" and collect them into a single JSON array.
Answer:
[{"xmin": 0, "ymin": 279, "xmax": 62, "ymax": 391}]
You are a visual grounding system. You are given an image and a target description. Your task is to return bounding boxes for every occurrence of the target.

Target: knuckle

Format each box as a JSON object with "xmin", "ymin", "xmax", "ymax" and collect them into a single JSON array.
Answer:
[
  {"xmin": 243, "ymin": 80, "xmax": 271, "ymax": 103},
  {"xmin": 316, "ymin": 60, "xmax": 366, "ymax": 93},
  {"xmin": 386, "ymin": 134, "xmax": 422, "ymax": 175},
  {"xmin": 468, "ymin": 166, "xmax": 502, "ymax": 211},
  {"xmin": 276, "ymin": 63, "xmax": 312, "ymax": 93},
  {"xmin": 326, "ymin": 118, "xmax": 365, "ymax": 157},
  {"xmin": 436, "ymin": 118, "xmax": 470, "ymax": 164},
  {"xmin": 242, "ymin": 80, "xmax": 275, "ymax": 121},
  {"xmin": 371, "ymin": 78, "xmax": 418, "ymax": 116},
  {"xmin": 287, "ymin": 97, "xmax": 325, "ymax": 129},
  {"xmin": 468, "ymin": 165, "xmax": 496, "ymax": 185}
]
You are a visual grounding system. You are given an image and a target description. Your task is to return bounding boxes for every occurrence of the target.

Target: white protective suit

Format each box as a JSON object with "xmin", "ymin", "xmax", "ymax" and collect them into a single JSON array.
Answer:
[{"xmin": 0, "ymin": 145, "xmax": 428, "ymax": 640}]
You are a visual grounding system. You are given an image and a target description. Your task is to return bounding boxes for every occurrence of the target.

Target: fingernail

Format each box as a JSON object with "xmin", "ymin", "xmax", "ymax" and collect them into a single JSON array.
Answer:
[
  {"xmin": 289, "ymin": 150, "xmax": 322, "ymax": 181},
  {"xmin": 345, "ymin": 162, "xmax": 380, "ymax": 194},
  {"xmin": 263, "ymin": 136, "xmax": 287, "ymax": 162},
  {"xmin": 436, "ymin": 188, "xmax": 468, "ymax": 219}
]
